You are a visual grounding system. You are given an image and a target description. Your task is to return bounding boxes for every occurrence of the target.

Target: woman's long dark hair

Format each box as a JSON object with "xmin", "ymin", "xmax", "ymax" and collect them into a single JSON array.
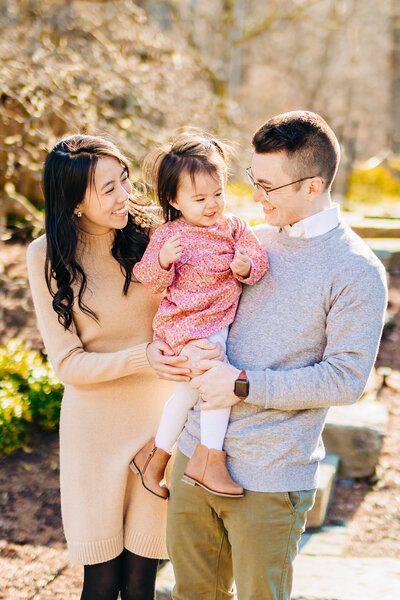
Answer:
[{"xmin": 43, "ymin": 134, "xmax": 156, "ymax": 330}]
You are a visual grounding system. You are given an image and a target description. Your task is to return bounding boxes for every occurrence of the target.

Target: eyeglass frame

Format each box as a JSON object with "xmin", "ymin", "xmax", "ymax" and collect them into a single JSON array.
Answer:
[{"xmin": 246, "ymin": 167, "xmax": 323, "ymax": 198}]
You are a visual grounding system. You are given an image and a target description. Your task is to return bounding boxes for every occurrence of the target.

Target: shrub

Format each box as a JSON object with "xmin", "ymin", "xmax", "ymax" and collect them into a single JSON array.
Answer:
[
  {"xmin": 0, "ymin": 339, "xmax": 64, "ymax": 454},
  {"xmin": 0, "ymin": 387, "xmax": 31, "ymax": 455},
  {"xmin": 28, "ymin": 369, "xmax": 64, "ymax": 432},
  {"xmin": 347, "ymin": 164, "xmax": 400, "ymax": 204}
]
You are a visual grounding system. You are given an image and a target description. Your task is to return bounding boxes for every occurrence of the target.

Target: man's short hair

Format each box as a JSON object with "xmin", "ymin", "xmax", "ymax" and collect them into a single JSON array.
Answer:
[{"xmin": 252, "ymin": 111, "xmax": 340, "ymax": 190}]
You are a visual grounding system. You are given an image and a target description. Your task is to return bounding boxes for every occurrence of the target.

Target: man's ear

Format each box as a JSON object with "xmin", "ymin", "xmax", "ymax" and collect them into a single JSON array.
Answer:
[{"xmin": 308, "ymin": 177, "xmax": 323, "ymax": 199}]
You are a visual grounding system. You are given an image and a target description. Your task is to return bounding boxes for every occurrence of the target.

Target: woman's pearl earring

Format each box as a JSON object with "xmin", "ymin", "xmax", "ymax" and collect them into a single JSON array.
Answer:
[{"xmin": 76, "ymin": 211, "xmax": 82, "ymax": 218}]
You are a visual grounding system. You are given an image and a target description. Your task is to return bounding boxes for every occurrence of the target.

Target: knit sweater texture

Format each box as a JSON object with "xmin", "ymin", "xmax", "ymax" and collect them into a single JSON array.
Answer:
[
  {"xmin": 178, "ymin": 221, "xmax": 388, "ymax": 492},
  {"xmin": 27, "ymin": 229, "xmax": 174, "ymax": 565}
]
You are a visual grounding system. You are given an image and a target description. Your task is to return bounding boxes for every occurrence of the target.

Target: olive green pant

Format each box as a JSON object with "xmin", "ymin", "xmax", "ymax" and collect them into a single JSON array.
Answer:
[{"xmin": 167, "ymin": 450, "xmax": 315, "ymax": 600}]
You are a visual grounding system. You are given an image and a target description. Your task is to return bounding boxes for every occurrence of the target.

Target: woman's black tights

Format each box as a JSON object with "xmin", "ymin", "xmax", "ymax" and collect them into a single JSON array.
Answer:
[{"xmin": 81, "ymin": 549, "xmax": 159, "ymax": 600}]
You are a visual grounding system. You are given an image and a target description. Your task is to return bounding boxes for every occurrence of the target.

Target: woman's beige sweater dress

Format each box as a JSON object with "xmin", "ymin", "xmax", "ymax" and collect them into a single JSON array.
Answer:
[{"xmin": 26, "ymin": 228, "xmax": 174, "ymax": 565}]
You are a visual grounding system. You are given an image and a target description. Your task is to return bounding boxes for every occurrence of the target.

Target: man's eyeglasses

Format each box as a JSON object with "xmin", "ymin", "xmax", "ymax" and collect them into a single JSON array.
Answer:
[{"xmin": 246, "ymin": 168, "xmax": 323, "ymax": 199}]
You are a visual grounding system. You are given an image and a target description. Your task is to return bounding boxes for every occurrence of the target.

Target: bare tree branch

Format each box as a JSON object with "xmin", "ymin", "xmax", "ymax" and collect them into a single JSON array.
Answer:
[
  {"xmin": 163, "ymin": 0, "xmax": 325, "ymax": 99},
  {"xmin": 234, "ymin": 0, "xmax": 325, "ymax": 47}
]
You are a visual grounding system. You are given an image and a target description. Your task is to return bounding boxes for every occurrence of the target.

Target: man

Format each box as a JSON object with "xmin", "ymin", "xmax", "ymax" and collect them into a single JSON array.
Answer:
[{"xmin": 149, "ymin": 111, "xmax": 388, "ymax": 600}]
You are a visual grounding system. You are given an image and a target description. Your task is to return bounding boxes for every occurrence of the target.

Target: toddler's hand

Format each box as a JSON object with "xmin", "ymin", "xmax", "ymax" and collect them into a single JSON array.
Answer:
[
  {"xmin": 230, "ymin": 249, "xmax": 252, "ymax": 278},
  {"xmin": 159, "ymin": 234, "xmax": 183, "ymax": 269}
]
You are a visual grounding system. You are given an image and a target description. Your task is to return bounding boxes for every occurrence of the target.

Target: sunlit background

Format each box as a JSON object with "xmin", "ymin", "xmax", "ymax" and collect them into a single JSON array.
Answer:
[
  {"xmin": 2, "ymin": 4, "xmax": 400, "ymax": 598},
  {"xmin": 1, "ymin": 0, "xmax": 400, "ymax": 232}
]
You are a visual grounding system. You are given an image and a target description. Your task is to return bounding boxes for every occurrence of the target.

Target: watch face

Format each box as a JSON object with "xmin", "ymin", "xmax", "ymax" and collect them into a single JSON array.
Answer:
[{"xmin": 234, "ymin": 379, "xmax": 248, "ymax": 398}]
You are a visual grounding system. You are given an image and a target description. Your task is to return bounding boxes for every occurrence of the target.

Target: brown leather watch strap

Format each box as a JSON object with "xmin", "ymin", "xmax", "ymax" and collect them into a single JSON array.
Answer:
[{"xmin": 234, "ymin": 370, "xmax": 249, "ymax": 400}]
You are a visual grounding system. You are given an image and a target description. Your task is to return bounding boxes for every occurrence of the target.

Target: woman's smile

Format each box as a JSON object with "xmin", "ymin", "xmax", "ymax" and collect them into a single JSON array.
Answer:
[{"xmin": 112, "ymin": 202, "xmax": 128, "ymax": 216}]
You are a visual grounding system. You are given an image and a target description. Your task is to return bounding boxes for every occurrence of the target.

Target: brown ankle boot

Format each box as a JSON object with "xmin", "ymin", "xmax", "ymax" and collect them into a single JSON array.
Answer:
[
  {"xmin": 182, "ymin": 443, "xmax": 244, "ymax": 498},
  {"xmin": 130, "ymin": 438, "xmax": 171, "ymax": 500}
]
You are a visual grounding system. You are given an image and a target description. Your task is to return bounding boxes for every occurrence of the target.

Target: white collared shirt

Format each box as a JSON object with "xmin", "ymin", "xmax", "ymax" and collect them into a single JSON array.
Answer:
[{"xmin": 282, "ymin": 204, "xmax": 340, "ymax": 239}]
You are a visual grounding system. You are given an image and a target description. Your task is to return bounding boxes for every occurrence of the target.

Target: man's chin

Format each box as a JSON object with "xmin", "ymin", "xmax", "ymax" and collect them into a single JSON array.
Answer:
[{"xmin": 263, "ymin": 213, "xmax": 281, "ymax": 227}]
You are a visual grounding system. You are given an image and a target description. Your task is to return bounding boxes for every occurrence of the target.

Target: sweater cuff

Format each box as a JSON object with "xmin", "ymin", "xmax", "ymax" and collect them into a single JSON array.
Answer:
[
  {"xmin": 244, "ymin": 370, "xmax": 268, "ymax": 408},
  {"xmin": 129, "ymin": 343, "xmax": 150, "ymax": 371}
]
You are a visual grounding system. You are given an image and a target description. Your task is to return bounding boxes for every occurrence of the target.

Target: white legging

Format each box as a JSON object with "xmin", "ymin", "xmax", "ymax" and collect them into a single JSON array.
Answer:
[{"xmin": 155, "ymin": 328, "xmax": 230, "ymax": 452}]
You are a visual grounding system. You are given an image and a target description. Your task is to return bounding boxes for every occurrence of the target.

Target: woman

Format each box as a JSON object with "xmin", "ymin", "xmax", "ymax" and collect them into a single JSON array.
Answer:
[{"xmin": 26, "ymin": 134, "xmax": 219, "ymax": 600}]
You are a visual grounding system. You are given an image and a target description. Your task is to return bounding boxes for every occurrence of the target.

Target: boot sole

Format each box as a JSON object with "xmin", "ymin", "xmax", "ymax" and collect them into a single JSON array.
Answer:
[
  {"xmin": 181, "ymin": 473, "xmax": 244, "ymax": 498},
  {"xmin": 129, "ymin": 459, "xmax": 169, "ymax": 500}
]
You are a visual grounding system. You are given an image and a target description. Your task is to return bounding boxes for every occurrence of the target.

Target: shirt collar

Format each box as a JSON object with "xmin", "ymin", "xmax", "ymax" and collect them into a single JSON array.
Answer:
[{"xmin": 282, "ymin": 204, "xmax": 340, "ymax": 239}]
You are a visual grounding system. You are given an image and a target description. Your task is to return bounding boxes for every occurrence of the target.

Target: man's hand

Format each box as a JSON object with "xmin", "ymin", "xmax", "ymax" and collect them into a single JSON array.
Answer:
[
  {"xmin": 146, "ymin": 340, "xmax": 191, "ymax": 382},
  {"xmin": 190, "ymin": 360, "xmax": 242, "ymax": 410},
  {"xmin": 180, "ymin": 339, "xmax": 226, "ymax": 376},
  {"xmin": 159, "ymin": 234, "xmax": 182, "ymax": 270},
  {"xmin": 230, "ymin": 249, "xmax": 252, "ymax": 278}
]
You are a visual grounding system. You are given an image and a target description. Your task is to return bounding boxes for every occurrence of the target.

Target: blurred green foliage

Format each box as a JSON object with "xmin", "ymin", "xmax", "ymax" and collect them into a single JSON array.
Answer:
[
  {"xmin": 226, "ymin": 182, "xmax": 265, "ymax": 226},
  {"xmin": 0, "ymin": 388, "xmax": 31, "ymax": 456},
  {"xmin": 347, "ymin": 165, "xmax": 400, "ymax": 204},
  {"xmin": 227, "ymin": 181, "xmax": 252, "ymax": 207},
  {"xmin": 0, "ymin": 339, "xmax": 64, "ymax": 455}
]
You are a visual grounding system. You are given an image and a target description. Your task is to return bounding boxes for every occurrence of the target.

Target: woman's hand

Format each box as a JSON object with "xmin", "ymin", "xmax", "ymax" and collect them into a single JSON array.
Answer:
[
  {"xmin": 146, "ymin": 340, "xmax": 191, "ymax": 382},
  {"xmin": 146, "ymin": 338, "xmax": 226, "ymax": 381},
  {"xmin": 158, "ymin": 234, "xmax": 182, "ymax": 270},
  {"xmin": 180, "ymin": 339, "xmax": 226, "ymax": 376}
]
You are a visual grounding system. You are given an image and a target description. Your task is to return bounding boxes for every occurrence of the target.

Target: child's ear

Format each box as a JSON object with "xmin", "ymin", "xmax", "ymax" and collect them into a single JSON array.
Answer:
[{"xmin": 169, "ymin": 197, "xmax": 179, "ymax": 210}]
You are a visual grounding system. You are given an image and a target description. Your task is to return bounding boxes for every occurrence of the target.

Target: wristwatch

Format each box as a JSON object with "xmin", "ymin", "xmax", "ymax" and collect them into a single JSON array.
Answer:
[{"xmin": 234, "ymin": 370, "xmax": 249, "ymax": 400}]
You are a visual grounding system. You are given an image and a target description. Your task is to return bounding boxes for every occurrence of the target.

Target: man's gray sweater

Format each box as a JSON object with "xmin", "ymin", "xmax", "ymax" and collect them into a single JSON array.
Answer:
[{"xmin": 178, "ymin": 221, "xmax": 388, "ymax": 492}]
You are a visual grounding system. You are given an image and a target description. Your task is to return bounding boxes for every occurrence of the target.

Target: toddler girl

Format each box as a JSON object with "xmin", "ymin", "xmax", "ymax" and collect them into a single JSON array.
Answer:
[{"xmin": 130, "ymin": 134, "xmax": 269, "ymax": 499}]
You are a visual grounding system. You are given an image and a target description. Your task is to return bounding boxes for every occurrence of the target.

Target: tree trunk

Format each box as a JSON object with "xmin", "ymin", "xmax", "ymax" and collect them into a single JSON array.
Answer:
[
  {"xmin": 228, "ymin": 0, "xmax": 244, "ymax": 99},
  {"xmin": 391, "ymin": 0, "xmax": 400, "ymax": 153}
]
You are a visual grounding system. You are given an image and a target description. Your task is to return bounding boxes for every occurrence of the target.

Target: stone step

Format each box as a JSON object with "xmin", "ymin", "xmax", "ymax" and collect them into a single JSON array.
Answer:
[
  {"xmin": 322, "ymin": 396, "xmax": 388, "ymax": 479},
  {"xmin": 156, "ymin": 531, "xmax": 400, "ymax": 600},
  {"xmin": 292, "ymin": 555, "xmax": 400, "ymax": 600},
  {"xmin": 156, "ymin": 561, "xmax": 174, "ymax": 599},
  {"xmin": 305, "ymin": 454, "xmax": 340, "ymax": 529}
]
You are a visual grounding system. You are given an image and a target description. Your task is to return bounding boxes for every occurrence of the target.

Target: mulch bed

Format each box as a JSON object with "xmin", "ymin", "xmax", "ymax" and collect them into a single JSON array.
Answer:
[{"xmin": 0, "ymin": 428, "xmax": 63, "ymax": 549}]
